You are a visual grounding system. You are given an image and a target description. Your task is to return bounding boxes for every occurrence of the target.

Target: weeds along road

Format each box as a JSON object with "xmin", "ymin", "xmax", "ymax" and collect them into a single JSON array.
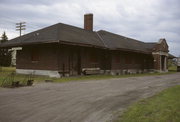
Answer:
[{"xmin": 0, "ymin": 73, "xmax": 180, "ymax": 122}]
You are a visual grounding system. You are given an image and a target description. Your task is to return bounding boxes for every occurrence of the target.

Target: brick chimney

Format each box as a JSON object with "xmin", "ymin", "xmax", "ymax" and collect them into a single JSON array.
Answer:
[{"xmin": 84, "ymin": 13, "xmax": 93, "ymax": 31}]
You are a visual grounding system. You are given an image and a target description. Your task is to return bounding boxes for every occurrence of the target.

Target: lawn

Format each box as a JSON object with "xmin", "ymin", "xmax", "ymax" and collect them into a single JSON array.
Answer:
[
  {"xmin": 0, "ymin": 67, "xmax": 177, "ymax": 87},
  {"xmin": 168, "ymin": 65, "xmax": 177, "ymax": 72},
  {"xmin": 0, "ymin": 67, "xmax": 50, "ymax": 87},
  {"xmin": 116, "ymin": 85, "xmax": 180, "ymax": 122}
]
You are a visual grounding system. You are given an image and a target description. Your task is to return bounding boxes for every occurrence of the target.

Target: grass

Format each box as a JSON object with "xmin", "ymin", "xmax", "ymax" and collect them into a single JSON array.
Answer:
[
  {"xmin": 0, "ymin": 67, "xmax": 177, "ymax": 87},
  {"xmin": 168, "ymin": 65, "xmax": 177, "ymax": 72},
  {"xmin": 116, "ymin": 85, "xmax": 180, "ymax": 122},
  {"xmin": 0, "ymin": 67, "xmax": 50, "ymax": 87}
]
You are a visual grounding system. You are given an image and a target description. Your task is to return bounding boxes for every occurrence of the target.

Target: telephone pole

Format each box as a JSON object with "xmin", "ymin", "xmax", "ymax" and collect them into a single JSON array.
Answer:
[{"xmin": 16, "ymin": 22, "xmax": 26, "ymax": 36}]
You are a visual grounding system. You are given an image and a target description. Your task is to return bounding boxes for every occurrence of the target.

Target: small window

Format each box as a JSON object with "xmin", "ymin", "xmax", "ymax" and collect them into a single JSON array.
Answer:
[
  {"xmin": 31, "ymin": 49, "xmax": 39, "ymax": 62},
  {"xmin": 89, "ymin": 52, "xmax": 98, "ymax": 63},
  {"xmin": 115, "ymin": 56, "xmax": 120, "ymax": 63}
]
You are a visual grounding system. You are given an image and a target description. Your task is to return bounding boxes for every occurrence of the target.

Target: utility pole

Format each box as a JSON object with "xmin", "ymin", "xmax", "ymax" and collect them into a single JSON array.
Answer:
[{"xmin": 16, "ymin": 22, "xmax": 26, "ymax": 36}]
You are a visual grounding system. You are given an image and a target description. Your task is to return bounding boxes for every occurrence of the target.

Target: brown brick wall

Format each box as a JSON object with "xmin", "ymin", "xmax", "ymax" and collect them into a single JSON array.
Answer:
[
  {"xmin": 152, "ymin": 39, "xmax": 169, "ymax": 71},
  {"xmin": 57, "ymin": 45, "xmax": 104, "ymax": 74},
  {"xmin": 81, "ymin": 47, "xmax": 103, "ymax": 68},
  {"xmin": 16, "ymin": 44, "xmax": 58, "ymax": 71},
  {"xmin": 16, "ymin": 44, "xmax": 156, "ymax": 75},
  {"xmin": 152, "ymin": 54, "xmax": 160, "ymax": 70},
  {"xmin": 16, "ymin": 44, "xmax": 105, "ymax": 75},
  {"xmin": 153, "ymin": 40, "xmax": 169, "ymax": 52},
  {"xmin": 111, "ymin": 51, "xmax": 154, "ymax": 70}
]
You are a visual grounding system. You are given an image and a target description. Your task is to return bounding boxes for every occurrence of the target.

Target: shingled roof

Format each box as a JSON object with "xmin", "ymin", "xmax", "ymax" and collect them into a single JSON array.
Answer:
[
  {"xmin": 1, "ymin": 23, "xmax": 105, "ymax": 48},
  {"xmin": 97, "ymin": 30, "xmax": 156, "ymax": 53},
  {"xmin": 1, "ymin": 22, "xmax": 157, "ymax": 54}
]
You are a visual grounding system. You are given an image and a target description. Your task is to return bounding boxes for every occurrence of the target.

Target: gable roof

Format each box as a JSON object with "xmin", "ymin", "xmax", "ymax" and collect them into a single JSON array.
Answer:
[{"xmin": 1, "ymin": 22, "xmax": 160, "ymax": 54}]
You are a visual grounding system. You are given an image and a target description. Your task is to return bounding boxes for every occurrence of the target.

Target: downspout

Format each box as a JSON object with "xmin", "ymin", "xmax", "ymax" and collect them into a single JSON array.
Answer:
[
  {"xmin": 159, "ymin": 54, "xmax": 161, "ymax": 72},
  {"xmin": 57, "ymin": 40, "xmax": 61, "ymax": 76},
  {"xmin": 164, "ymin": 56, "xmax": 167, "ymax": 71}
]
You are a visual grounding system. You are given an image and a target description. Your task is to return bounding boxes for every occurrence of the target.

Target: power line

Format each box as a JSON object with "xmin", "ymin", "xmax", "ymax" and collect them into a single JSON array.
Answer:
[
  {"xmin": 1, "ymin": 15, "xmax": 53, "ymax": 31},
  {"xmin": 16, "ymin": 22, "xmax": 26, "ymax": 36},
  {"xmin": 1, "ymin": 17, "xmax": 38, "ymax": 30},
  {"xmin": 0, "ymin": 15, "xmax": 38, "ymax": 29}
]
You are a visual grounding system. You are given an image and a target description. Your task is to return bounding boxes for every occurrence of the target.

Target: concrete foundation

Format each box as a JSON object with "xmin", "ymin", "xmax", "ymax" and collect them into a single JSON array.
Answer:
[
  {"xmin": 16, "ymin": 69, "xmax": 61, "ymax": 78},
  {"xmin": 16, "ymin": 68, "xmax": 168, "ymax": 78},
  {"xmin": 110, "ymin": 69, "xmax": 157, "ymax": 75}
]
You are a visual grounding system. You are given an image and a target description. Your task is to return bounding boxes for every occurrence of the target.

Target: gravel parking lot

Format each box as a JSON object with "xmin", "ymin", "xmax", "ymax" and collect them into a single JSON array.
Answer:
[{"xmin": 0, "ymin": 73, "xmax": 180, "ymax": 122}]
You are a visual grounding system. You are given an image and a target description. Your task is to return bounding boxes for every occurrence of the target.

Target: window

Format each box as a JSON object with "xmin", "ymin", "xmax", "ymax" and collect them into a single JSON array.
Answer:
[
  {"xmin": 31, "ymin": 49, "xmax": 39, "ymax": 62},
  {"xmin": 115, "ymin": 56, "xmax": 120, "ymax": 63},
  {"xmin": 89, "ymin": 52, "xmax": 98, "ymax": 63}
]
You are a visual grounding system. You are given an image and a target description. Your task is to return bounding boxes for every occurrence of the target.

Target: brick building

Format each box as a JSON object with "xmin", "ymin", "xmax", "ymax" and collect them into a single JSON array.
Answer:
[{"xmin": 1, "ymin": 14, "xmax": 169, "ymax": 77}]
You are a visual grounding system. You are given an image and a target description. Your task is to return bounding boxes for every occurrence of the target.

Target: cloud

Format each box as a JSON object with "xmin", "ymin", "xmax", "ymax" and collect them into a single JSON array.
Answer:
[{"xmin": 0, "ymin": 0, "xmax": 180, "ymax": 56}]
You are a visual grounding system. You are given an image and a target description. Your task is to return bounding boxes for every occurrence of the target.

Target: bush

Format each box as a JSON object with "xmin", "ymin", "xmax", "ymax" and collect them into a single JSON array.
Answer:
[{"xmin": 0, "ymin": 48, "xmax": 12, "ymax": 66}]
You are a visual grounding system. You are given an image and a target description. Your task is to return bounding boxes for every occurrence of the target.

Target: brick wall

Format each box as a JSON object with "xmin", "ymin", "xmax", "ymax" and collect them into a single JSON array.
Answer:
[
  {"xmin": 16, "ymin": 44, "xmax": 58, "ymax": 71},
  {"xmin": 16, "ymin": 43, "xmax": 157, "ymax": 75},
  {"xmin": 111, "ymin": 51, "xmax": 154, "ymax": 70},
  {"xmin": 16, "ymin": 44, "xmax": 104, "ymax": 75}
]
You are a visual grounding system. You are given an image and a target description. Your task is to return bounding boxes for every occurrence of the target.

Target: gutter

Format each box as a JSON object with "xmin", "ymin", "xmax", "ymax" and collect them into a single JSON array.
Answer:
[{"xmin": 113, "ymin": 48, "xmax": 152, "ymax": 54}]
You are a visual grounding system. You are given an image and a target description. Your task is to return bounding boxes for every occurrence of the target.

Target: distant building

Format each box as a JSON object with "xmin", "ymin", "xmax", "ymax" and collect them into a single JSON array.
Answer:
[
  {"xmin": 177, "ymin": 57, "xmax": 180, "ymax": 66},
  {"xmin": 1, "ymin": 14, "xmax": 170, "ymax": 77}
]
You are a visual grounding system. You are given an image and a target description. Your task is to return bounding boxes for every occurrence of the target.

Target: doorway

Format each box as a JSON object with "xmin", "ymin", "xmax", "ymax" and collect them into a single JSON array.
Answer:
[
  {"xmin": 68, "ymin": 48, "xmax": 81, "ymax": 76},
  {"xmin": 161, "ymin": 55, "xmax": 166, "ymax": 71}
]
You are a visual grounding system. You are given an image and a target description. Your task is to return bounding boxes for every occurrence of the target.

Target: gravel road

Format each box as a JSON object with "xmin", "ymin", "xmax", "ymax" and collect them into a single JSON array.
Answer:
[{"xmin": 0, "ymin": 73, "xmax": 180, "ymax": 122}]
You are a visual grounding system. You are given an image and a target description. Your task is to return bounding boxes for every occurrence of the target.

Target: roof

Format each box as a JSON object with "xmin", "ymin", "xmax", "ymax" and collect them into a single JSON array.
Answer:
[
  {"xmin": 1, "ymin": 22, "xmax": 158, "ymax": 54},
  {"xmin": 97, "ymin": 30, "xmax": 156, "ymax": 53},
  {"xmin": 1, "ymin": 23, "xmax": 105, "ymax": 48}
]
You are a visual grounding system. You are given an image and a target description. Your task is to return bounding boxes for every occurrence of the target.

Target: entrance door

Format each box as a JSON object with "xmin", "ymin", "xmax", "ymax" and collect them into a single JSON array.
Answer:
[
  {"xmin": 68, "ymin": 48, "xmax": 81, "ymax": 76},
  {"xmin": 161, "ymin": 56, "xmax": 165, "ymax": 71}
]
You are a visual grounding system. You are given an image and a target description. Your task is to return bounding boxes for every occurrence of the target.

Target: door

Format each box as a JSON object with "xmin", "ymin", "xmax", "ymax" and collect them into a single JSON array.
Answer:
[
  {"xmin": 161, "ymin": 56, "xmax": 165, "ymax": 71},
  {"xmin": 69, "ymin": 48, "xmax": 81, "ymax": 76}
]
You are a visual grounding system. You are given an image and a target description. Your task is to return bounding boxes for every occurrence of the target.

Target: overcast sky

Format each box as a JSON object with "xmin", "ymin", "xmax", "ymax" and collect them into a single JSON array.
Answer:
[{"xmin": 0, "ymin": 0, "xmax": 180, "ymax": 56}]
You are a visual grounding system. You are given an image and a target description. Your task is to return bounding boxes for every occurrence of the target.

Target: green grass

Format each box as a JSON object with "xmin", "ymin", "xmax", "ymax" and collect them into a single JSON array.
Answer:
[
  {"xmin": 168, "ymin": 65, "xmax": 177, "ymax": 72},
  {"xmin": 0, "ymin": 67, "xmax": 50, "ymax": 87},
  {"xmin": 0, "ymin": 67, "xmax": 16, "ymax": 72},
  {"xmin": 0, "ymin": 66, "xmax": 177, "ymax": 87},
  {"xmin": 116, "ymin": 85, "xmax": 180, "ymax": 122}
]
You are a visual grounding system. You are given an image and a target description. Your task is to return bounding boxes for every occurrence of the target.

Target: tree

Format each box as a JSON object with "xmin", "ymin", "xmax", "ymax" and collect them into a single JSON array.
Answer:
[
  {"xmin": 0, "ymin": 32, "xmax": 8, "ymax": 43},
  {"xmin": 0, "ymin": 32, "xmax": 11, "ymax": 66}
]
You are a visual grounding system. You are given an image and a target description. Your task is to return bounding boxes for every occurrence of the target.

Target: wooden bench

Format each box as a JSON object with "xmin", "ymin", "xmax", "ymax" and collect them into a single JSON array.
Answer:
[{"xmin": 82, "ymin": 68, "xmax": 100, "ymax": 75}]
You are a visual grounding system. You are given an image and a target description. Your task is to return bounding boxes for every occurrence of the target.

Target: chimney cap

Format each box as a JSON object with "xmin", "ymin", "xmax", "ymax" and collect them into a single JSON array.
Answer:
[{"xmin": 84, "ymin": 13, "xmax": 93, "ymax": 15}]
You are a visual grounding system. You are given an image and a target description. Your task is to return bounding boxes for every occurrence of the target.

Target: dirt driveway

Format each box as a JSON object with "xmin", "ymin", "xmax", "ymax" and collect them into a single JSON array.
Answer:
[{"xmin": 0, "ymin": 73, "xmax": 180, "ymax": 122}]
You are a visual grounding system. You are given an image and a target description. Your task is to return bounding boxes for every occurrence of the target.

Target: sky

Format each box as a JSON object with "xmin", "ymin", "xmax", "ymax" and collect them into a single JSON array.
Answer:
[{"xmin": 0, "ymin": 0, "xmax": 180, "ymax": 56}]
